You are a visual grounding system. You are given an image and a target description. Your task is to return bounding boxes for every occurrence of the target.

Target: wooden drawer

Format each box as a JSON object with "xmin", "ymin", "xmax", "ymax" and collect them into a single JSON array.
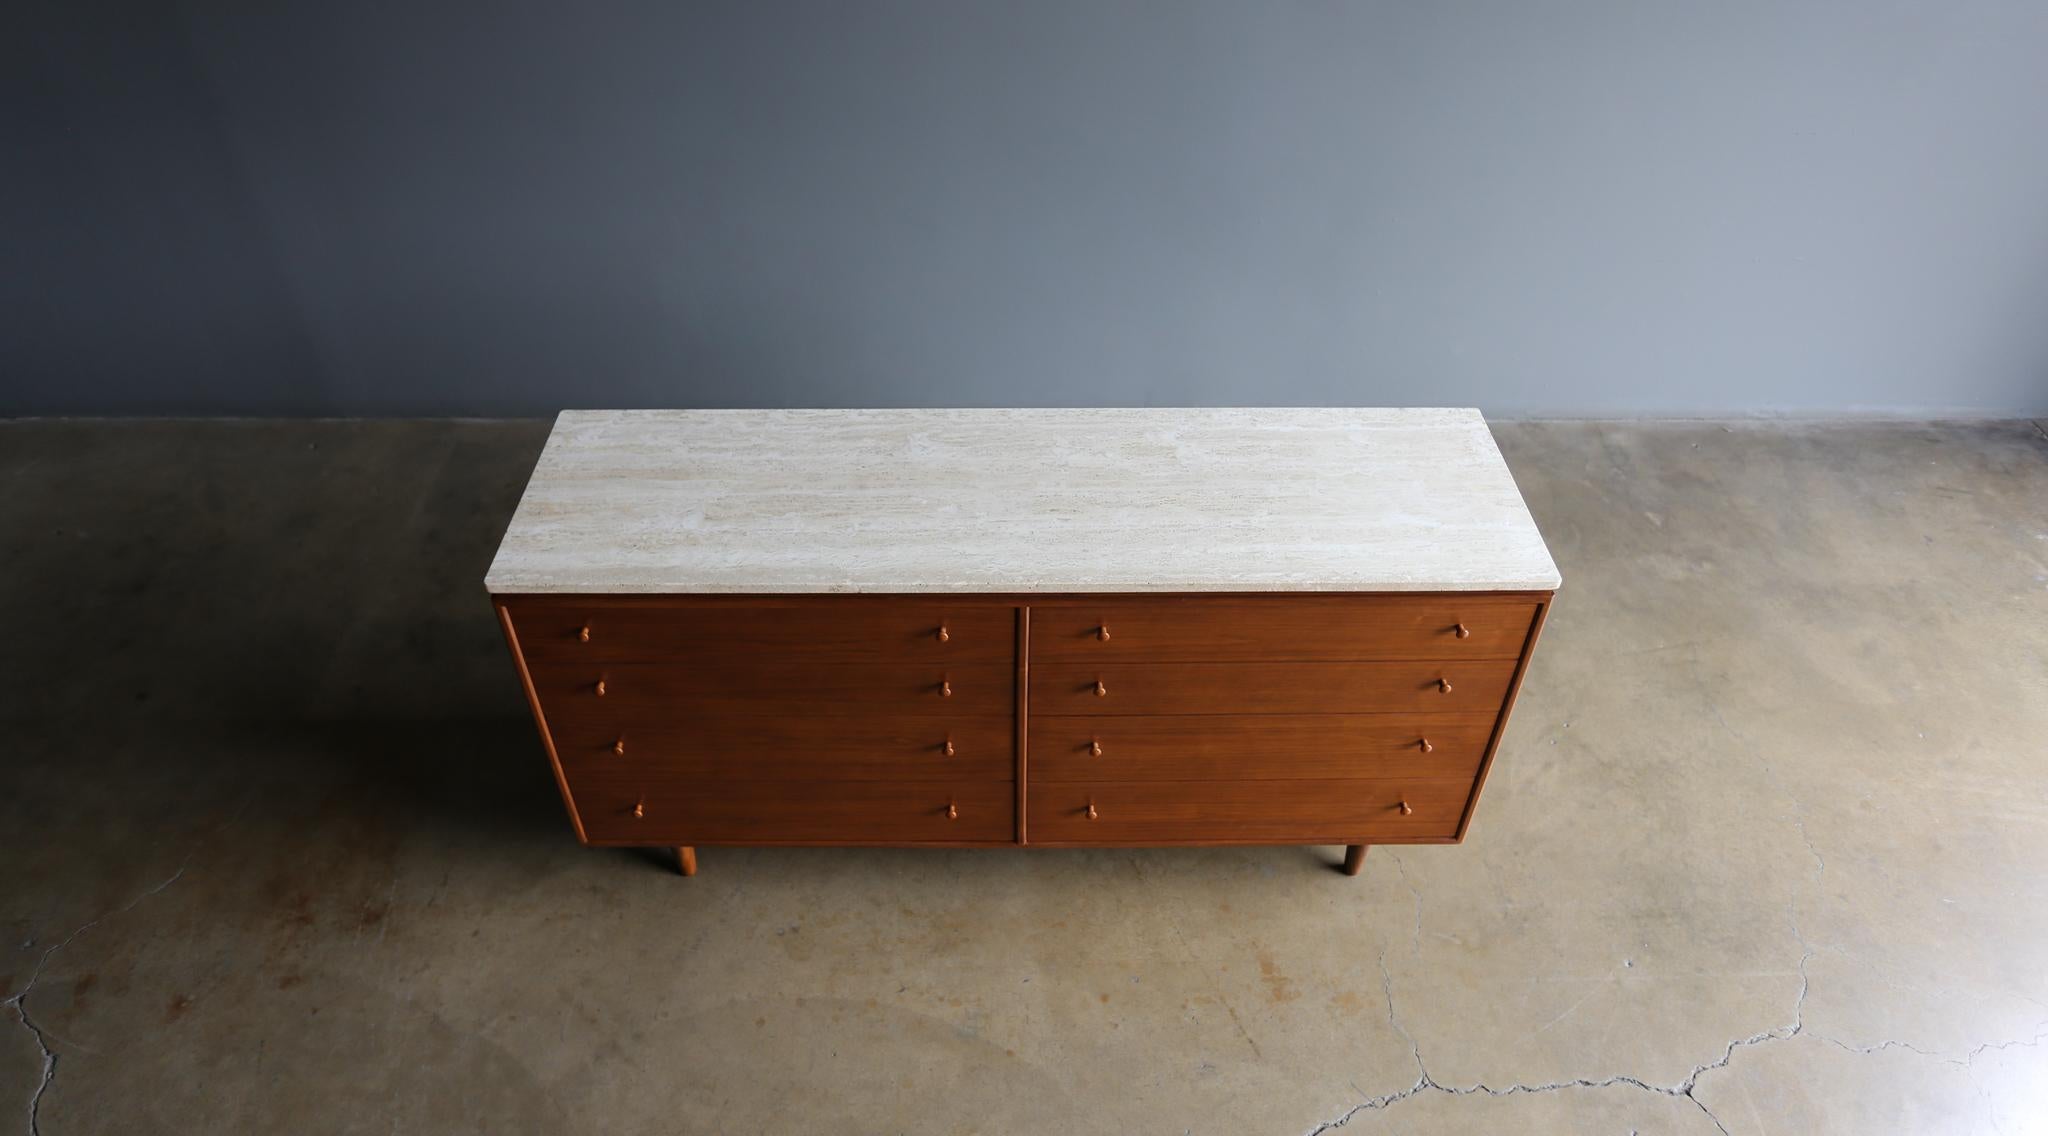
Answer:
[
  {"xmin": 505, "ymin": 599, "xmax": 1014, "ymax": 663},
  {"xmin": 529, "ymin": 660, "xmax": 1012, "ymax": 722},
  {"xmin": 1031, "ymin": 714, "xmax": 1494, "ymax": 782},
  {"xmin": 1030, "ymin": 660, "xmax": 1517, "ymax": 716},
  {"xmin": 1030, "ymin": 597, "xmax": 1537, "ymax": 662},
  {"xmin": 1027, "ymin": 778, "xmax": 1472, "ymax": 843},
  {"xmin": 569, "ymin": 774, "xmax": 1015, "ymax": 844},
  {"xmin": 548, "ymin": 716, "xmax": 1013, "ymax": 781}
]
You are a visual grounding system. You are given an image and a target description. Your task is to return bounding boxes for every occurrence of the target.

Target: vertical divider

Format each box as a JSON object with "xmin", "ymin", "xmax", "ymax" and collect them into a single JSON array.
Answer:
[{"xmin": 1016, "ymin": 604, "xmax": 1030, "ymax": 844}]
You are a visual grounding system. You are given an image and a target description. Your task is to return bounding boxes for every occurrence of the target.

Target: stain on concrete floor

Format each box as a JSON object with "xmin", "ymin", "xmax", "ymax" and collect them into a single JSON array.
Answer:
[{"xmin": 2, "ymin": 418, "xmax": 2044, "ymax": 1134}]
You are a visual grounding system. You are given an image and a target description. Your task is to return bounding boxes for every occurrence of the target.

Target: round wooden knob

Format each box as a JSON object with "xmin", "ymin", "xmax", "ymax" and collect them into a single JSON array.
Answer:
[
  {"xmin": 937, "ymin": 625, "xmax": 950, "ymax": 643},
  {"xmin": 1437, "ymin": 677, "xmax": 1453, "ymax": 694},
  {"xmin": 578, "ymin": 624, "xmax": 591, "ymax": 642},
  {"xmin": 941, "ymin": 679, "xmax": 954, "ymax": 698},
  {"xmin": 946, "ymin": 802, "xmax": 959, "ymax": 820},
  {"xmin": 1097, "ymin": 625, "xmax": 1111, "ymax": 642},
  {"xmin": 1418, "ymin": 738, "xmax": 1433, "ymax": 753},
  {"xmin": 594, "ymin": 678, "xmax": 607, "ymax": 697},
  {"xmin": 1398, "ymin": 800, "xmax": 1413, "ymax": 816},
  {"xmin": 613, "ymin": 737, "xmax": 627, "ymax": 755},
  {"xmin": 1090, "ymin": 739, "xmax": 1103, "ymax": 757},
  {"xmin": 631, "ymin": 801, "xmax": 645, "ymax": 819},
  {"xmin": 943, "ymin": 738, "xmax": 956, "ymax": 757},
  {"xmin": 1085, "ymin": 802, "xmax": 1098, "ymax": 820},
  {"xmin": 1454, "ymin": 623, "xmax": 1470, "ymax": 639},
  {"xmin": 1093, "ymin": 680, "xmax": 1108, "ymax": 697}
]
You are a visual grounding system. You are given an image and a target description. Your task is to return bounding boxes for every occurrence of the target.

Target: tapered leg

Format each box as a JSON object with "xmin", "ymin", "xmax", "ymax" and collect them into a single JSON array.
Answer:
[
  {"xmin": 1341, "ymin": 845, "xmax": 1368, "ymax": 876},
  {"xmin": 676, "ymin": 846, "xmax": 697, "ymax": 877}
]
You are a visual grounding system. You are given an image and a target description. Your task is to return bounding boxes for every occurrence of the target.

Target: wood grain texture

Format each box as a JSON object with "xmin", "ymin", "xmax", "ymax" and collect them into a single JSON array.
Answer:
[
  {"xmin": 546, "ymin": 716, "xmax": 1013, "ymax": 781},
  {"xmin": 1030, "ymin": 714, "xmax": 1496, "ymax": 782},
  {"xmin": 1025, "ymin": 778, "xmax": 1472, "ymax": 844},
  {"xmin": 489, "ymin": 589, "xmax": 1555, "ymax": 864},
  {"xmin": 527, "ymin": 660, "xmax": 1012, "ymax": 721},
  {"xmin": 503, "ymin": 598, "xmax": 1012, "ymax": 663},
  {"xmin": 1030, "ymin": 597, "xmax": 1539, "ymax": 662},
  {"xmin": 1030, "ymin": 660, "xmax": 1518, "ymax": 717},
  {"xmin": 570, "ymin": 775, "xmax": 1016, "ymax": 844}
]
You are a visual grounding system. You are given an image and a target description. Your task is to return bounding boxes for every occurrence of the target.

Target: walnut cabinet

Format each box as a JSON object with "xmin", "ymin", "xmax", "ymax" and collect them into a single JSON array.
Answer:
[{"xmin": 487, "ymin": 409, "xmax": 1560, "ymax": 877}]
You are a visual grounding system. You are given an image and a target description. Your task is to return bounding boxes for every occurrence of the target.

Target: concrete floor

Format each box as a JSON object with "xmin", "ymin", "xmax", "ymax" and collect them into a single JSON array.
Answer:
[{"xmin": 2, "ymin": 418, "xmax": 2045, "ymax": 1135}]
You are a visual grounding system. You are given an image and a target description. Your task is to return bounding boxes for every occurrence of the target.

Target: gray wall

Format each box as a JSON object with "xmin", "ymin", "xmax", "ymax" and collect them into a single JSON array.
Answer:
[{"xmin": 8, "ymin": 1, "xmax": 2048, "ymax": 417}]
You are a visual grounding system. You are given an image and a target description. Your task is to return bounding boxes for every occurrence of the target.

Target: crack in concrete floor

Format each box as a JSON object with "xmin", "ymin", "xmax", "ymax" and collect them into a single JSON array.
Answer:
[
  {"xmin": 5, "ymin": 865, "xmax": 187, "ymax": 1136},
  {"xmin": 1295, "ymin": 646, "xmax": 1849, "ymax": 1136},
  {"xmin": 1305, "ymin": 753, "xmax": 2048, "ymax": 1136},
  {"xmin": 1300, "ymin": 1011, "xmax": 2048, "ymax": 1136},
  {"xmin": 1302, "ymin": 890, "xmax": 2048, "ymax": 1135},
  {"xmin": 1301, "ymin": 941, "xmax": 1812, "ymax": 1136},
  {"xmin": 1300, "ymin": 857, "xmax": 2048, "ymax": 1133}
]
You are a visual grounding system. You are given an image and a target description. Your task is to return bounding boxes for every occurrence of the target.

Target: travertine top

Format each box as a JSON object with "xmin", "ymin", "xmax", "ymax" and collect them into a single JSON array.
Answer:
[{"xmin": 485, "ymin": 408, "xmax": 1560, "ymax": 594}]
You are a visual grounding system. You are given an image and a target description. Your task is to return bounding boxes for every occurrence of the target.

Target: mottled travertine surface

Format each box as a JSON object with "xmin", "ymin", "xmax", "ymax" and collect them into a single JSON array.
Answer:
[
  {"xmin": 485, "ymin": 408, "xmax": 1562, "ymax": 593},
  {"xmin": 2, "ymin": 418, "xmax": 2044, "ymax": 1135}
]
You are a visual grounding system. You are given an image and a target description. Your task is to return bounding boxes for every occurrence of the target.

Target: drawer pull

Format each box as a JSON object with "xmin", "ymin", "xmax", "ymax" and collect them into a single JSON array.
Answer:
[
  {"xmin": 1090, "ymin": 738, "xmax": 1103, "ymax": 757},
  {"xmin": 943, "ymin": 738, "xmax": 956, "ymax": 757},
  {"xmin": 632, "ymin": 800, "xmax": 645, "ymax": 819},
  {"xmin": 1397, "ymin": 800, "xmax": 1413, "ymax": 816},
  {"xmin": 1418, "ymin": 737, "xmax": 1433, "ymax": 753},
  {"xmin": 946, "ymin": 802, "xmax": 959, "ymax": 820},
  {"xmin": 613, "ymin": 737, "xmax": 627, "ymax": 755},
  {"xmin": 1097, "ymin": 625, "xmax": 1111, "ymax": 642},
  {"xmin": 1093, "ymin": 680, "xmax": 1108, "ymax": 697},
  {"xmin": 937, "ymin": 624, "xmax": 950, "ymax": 643},
  {"xmin": 1436, "ymin": 677, "xmax": 1452, "ymax": 694},
  {"xmin": 1085, "ymin": 801, "xmax": 1098, "ymax": 820},
  {"xmin": 594, "ymin": 678, "xmax": 607, "ymax": 697},
  {"xmin": 1454, "ymin": 623, "xmax": 1470, "ymax": 639},
  {"xmin": 941, "ymin": 679, "xmax": 954, "ymax": 698},
  {"xmin": 578, "ymin": 624, "xmax": 591, "ymax": 643}
]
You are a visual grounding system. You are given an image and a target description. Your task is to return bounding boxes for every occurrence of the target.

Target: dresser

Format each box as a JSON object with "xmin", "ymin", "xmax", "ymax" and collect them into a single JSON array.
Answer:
[{"xmin": 487, "ymin": 409, "xmax": 1558, "ymax": 877}]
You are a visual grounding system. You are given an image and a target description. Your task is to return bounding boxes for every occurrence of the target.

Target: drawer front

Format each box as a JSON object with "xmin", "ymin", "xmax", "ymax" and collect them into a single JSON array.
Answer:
[
  {"xmin": 1030, "ymin": 661, "xmax": 1517, "ymax": 716},
  {"xmin": 530, "ymin": 661, "xmax": 1012, "ymax": 722},
  {"xmin": 1027, "ymin": 778, "xmax": 1472, "ymax": 843},
  {"xmin": 571, "ymin": 774, "xmax": 1014, "ymax": 844},
  {"xmin": 1030, "ymin": 597, "xmax": 1537, "ymax": 662},
  {"xmin": 548, "ymin": 716, "xmax": 1013, "ymax": 782},
  {"xmin": 1031, "ymin": 714, "xmax": 1494, "ymax": 782},
  {"xmin": 506, "ymin": 600, "xmax": 1014, "ymax": 664}
]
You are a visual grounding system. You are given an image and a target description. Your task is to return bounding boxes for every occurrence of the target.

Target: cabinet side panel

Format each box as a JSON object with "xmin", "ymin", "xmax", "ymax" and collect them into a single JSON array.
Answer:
[
  {"xmin": 1454, "ymin": 594, "xmax": 1553, "ymax": 840},
  {"xmin": 496, "ymin": 599, "xmax": 588, "ymax": 844}
]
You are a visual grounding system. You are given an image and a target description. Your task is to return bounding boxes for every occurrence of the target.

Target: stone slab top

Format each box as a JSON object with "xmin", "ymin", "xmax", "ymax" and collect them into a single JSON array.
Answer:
[{"xmin": 484, "ymin": 408, "xmax": 1561, "ymax": 595}]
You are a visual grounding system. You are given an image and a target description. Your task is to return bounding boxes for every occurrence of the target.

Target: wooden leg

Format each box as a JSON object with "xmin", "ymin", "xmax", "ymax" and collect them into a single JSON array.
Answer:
[
  {"xmin": 676, "ymin": 846, "xmax": 697, "ymax": 877},
  {"xmin": 1341, "ymin": 844, "xmax": 1368, "ymax": 876}
]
